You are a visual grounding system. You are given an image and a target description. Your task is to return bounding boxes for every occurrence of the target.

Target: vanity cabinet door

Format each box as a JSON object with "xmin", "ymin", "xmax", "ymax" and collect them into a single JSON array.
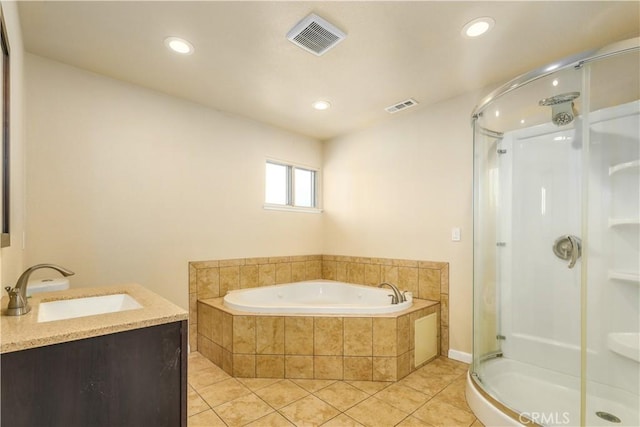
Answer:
[{"xmin": 0, "ymin": 320, "xmax": 187, "ymax": 427}]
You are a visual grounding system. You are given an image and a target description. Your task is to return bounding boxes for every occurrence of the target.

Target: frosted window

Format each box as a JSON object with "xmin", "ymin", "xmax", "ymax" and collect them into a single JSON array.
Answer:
[
  {"xmin": 265, "ymin": 162, "xmax": 288, "ymax": 205},
  {"xmin": 265, "ymin": 161, "xmax": 318, "ymax": 209},
  {"xmin": 294, "ymin": 168, "xmax": 315, "ymax": 207}
]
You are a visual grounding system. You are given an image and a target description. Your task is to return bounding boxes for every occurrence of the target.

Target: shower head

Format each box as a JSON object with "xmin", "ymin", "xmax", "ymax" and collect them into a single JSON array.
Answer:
[{"xmin": 539, "ymin": 92, "xmax": 580, "ymax": 126}]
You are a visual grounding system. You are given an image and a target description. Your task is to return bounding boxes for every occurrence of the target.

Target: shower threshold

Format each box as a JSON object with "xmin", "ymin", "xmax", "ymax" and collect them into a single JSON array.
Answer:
[{"xmin": 468, "ymin": 358, "xmax": 638, "ymax": 426}]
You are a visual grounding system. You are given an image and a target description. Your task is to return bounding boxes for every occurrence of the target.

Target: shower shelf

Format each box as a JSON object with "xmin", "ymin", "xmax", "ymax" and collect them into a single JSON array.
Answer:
[
  {"xmin": 608, "ymin": 333, "xmax": 640, "ymax": 363},
  {"xmin": 608, "ymin": 218, "xmax": 640, "ymax": 227},
  {"xmin": 609, "ymin": 159, "xmax": 640, "ymax": 176},
  {"xmin": 608, "ymin": 271, "xmax": 640, "ymax": 284}
]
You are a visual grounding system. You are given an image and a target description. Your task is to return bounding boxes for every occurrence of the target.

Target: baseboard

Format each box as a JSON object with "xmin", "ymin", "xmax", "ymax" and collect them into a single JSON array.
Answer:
[{"xmin": 448, "ymin": 348, "xmax": 472, "ymax": 364}]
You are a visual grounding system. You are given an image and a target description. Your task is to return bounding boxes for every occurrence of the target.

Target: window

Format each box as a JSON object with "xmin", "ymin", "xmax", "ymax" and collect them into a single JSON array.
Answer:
[{"xmin": 265, "ymin": 160, "xmax": 318, "ymax": 210}]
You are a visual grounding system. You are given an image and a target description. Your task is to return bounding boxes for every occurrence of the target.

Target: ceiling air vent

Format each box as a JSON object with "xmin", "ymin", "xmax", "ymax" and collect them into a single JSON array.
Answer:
[
  {"xmin": 385, "ymin": 98, "xmax": 419, "ymax": 114},
  {"xmin": 286, "ymin": 13, "xmax": 346, "ymax": 56}
]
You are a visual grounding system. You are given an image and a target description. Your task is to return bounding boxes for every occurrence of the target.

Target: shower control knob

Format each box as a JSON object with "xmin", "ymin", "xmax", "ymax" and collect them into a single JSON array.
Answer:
[{"xmin": 552, "ymin": 235, "xmax": 582, "ymax": 269}]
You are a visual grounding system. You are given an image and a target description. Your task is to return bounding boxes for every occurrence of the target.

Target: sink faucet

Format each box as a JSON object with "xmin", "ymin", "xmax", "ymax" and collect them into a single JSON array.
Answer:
[
  {"xmin": 4, "ymin": 264, "xmax": 75, "ymax": 316},
  {"xmin": 378, "ymin": 282, "xmax": 406, "ymax": 304}
]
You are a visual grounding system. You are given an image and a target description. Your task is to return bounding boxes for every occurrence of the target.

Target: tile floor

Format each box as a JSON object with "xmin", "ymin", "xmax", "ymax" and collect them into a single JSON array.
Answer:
[{"xmin": 188, "ymin": 352, "xmax": 485, "ymax": 427}]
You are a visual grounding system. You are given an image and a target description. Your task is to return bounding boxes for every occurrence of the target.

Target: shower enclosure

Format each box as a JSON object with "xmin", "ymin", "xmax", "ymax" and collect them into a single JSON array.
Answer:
[{"xmin": 467, "ymin": 38, "xmax": 639, "ymax": 427}]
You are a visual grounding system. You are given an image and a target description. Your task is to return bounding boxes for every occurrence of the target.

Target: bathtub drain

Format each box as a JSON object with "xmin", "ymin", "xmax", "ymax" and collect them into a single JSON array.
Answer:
[{"xmin": 596, "ymin": 412, "xmax": 621, "ymax": 423}]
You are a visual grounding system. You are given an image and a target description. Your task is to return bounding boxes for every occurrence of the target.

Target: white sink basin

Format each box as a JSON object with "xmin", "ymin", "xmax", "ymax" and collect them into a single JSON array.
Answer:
[{"xmin": 37, "ymin": 294, "xmax": 142, "ymax": 323}]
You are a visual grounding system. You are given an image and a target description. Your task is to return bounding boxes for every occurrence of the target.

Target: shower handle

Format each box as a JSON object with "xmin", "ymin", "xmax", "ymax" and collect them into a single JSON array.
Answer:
[{"xmin": 552, "ymin": 235, "xmax": 582, "ymax": 269}]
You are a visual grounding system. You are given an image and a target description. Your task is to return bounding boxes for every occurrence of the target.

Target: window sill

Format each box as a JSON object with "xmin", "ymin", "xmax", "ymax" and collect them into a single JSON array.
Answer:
[{"xmin": 263, "ymin": 204, "xmax": 323, "ymax": 214}]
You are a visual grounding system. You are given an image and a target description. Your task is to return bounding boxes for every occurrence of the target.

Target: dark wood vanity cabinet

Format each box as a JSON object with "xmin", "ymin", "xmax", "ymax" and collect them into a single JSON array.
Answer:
[{"xmin": 0, "ymin": 320, "xmax": 187, "ymax": 427}]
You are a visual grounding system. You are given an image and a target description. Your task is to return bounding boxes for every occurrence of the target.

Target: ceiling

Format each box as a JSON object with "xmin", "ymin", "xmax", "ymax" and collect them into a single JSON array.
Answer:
[{"xmin": 18, "ymin": 1, "xmax": 640, "ymax": 140}]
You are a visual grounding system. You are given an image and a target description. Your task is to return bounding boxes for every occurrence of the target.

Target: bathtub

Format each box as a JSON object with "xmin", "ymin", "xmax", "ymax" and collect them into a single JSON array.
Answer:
[{"xmin": 223, "ymin": 280, "xmax": 413, "ymax": 314}]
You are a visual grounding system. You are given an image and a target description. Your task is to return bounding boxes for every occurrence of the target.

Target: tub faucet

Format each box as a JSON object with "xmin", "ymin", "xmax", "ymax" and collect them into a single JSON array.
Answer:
[
  {"xmin": 4, "ymin": 264, "xmax": 75, "ymax": 316},
  {"xmin": 378, "ymin": 282, "xmax": 405, "ymax": 304}
]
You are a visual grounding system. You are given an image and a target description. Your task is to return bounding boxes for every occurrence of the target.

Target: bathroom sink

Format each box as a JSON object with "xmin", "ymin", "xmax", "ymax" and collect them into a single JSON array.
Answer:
[{"xmin": 37, "ymin": 294, "xmax": 142, "ymax": 323}]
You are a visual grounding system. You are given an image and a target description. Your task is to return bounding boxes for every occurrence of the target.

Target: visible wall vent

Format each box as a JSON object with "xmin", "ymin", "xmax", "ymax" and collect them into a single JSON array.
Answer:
[
  {"xmin": 286, "ymin": 13, "xmax": 347, "ymax": 56},
  {"xmin": 385, "ymin": 98, "xmax": 419, "ymax": 114}
]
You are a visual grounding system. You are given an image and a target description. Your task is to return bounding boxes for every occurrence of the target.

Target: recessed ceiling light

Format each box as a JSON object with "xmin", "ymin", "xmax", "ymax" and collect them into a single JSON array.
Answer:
[
  {"xmin": 462, "ymin": 17, "xmax": 495, "ymax": 38},
  {"xmin": 312, "ymin": 100, "xmax": 331, "ymax": 111},
  {"xmin": 552, "ymin": 79, "xmax": 559, "ymax": 87},
  {"xmin": 164, "ymin": 37, "xmax": 194, "ymax": 55}
]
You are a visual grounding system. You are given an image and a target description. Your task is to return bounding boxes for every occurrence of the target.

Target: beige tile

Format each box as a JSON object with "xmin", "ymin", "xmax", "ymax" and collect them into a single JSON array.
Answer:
[
  {"xmin": 431, "ymin": 377, "xmax": 472, "ymax": 412},
  {"xmin": 382, "ymin": 265, "xmax": 399, "ymax": 284},
  {"xmin": 246, "ymin": 257, "xmax": 269, "ymax": 265},
  {"xmin": 187, "ymin": 385, "xmax": 209, "ymax": 417},
  {"xmin": 280, "ymin": 394, "xmax": 340, "ymax": 426},
  {"xmin": 412, "ymin": 399, "xmax": 476, "ymax": 427},
  {"xmin": 276, "ymin": 263, "xmax": 292, "ymax": 284},
  {"xmin": 346, "ymin": 380, "xmax": 392, "ymax": 395},
  {"xmin": 305, "ymin": 260, "xmax": 322, "ymax": 279},
  {"xmin": 188, "ymin": 409, "xmax": 226, "ymax": 427},
  {"xmin": 314, "ymin": 355, "xmax": 343, "ymax": 380},
  {"xmin": 291, "ymin": 262, "xmax": 306, "ymax": 282},
  {"xmin": 270, "ymin": 256, "xmax": 291, "ymax": 263},
  {"xmin": 222, "ymin": 349, "xmax": 233, "ymax": 375},
  {"xmin": 471, "ymin": 419, "xmax": 485, "ymax": 427},
  {"xmin": 189, "ymin": 264, "xmax": 197, "ymax": 294},
  {"xmin": 322, "ymin": 261, "xmax": 337, "ymax": 280},
  {"xmin": 399, "ymin": 371, "xmax": 459, "ymax": 396},
  {"xmin": 259, "ymin": 263, "xmax": 276, "ymax": 286},
  {"xmin": 188, "ymin": 365, "xmax": 230, "ymax": 390},
  {"xmin": 345, "ymin": 396, "xmax": 408, "ymax": 427},
  {"xmin": 219, "ymin": 266, "xmax": 240, "ymax": 295},
  {"xmin": 398, "ymin": 351, "xmax": 411, "ymax": 379},
  {"xmin": 441, "ymin": 326, "xmax": 449, "ymax": 357},
  {"xmin": 246, "ymin": 411, "xmax": 295, "ymax": 427},
  {"xmin": 191, "ymin": 260, "xmax": 220, "ymax": 269},
  {"xmin": 374, "ymin": 383, "xmax": 431, "ymax": 413},
  {"xmin": 256, "ymin": 355, "xmax": 285, "ymax": 378},
  {"xmin": 240, "ymin": 265, "xmax": 259, "ymax": 289},
  {"xmin": 336, "ymin": 262, "xmax": 348, "ymax": 282},
  {"xmin": 285, "ymin": 355, "xmax": 314, "ymax": 379},
  {"xmin": 291, "ymin": 378, "xmax": 336, "ymax": 393},
  {"xmin": 398, "ymin": 267, "xmax": 419, "ymax": 296},
  {"xmin": 314, "ymin": 381, "xmax": 369, "ymax": 412},
  {"xmin": 419, "ymin": 357, "xmax": 468, "ymax": 377},
  {"xmin": 393, "ymin": 259, "xmax": 419, "ymax": 267},
  {"xmin": 321, "ymin": 413, "xmax": 365, "ymax": 427},
  {"xmin": 344, "ymin": 317, "xmax": 372, "ymax": 356},
  {"xmin": 211, "ymin": 307, "xmax": 223, "ymax": 345},
  {"xmin": 440, "ymin": 264, "xmax": 449, "ymax": 295},
  {"xmin": 364, "ymin": 264, "xmax": 381, "ymax": 286},
  {"xmin": 189, "ymin": 318, "xmax": 198, "ymax": 351},
  {"xmin": 232, "ymin": 354, "xmax": 255, "ymax": 378},
  {"xmin": 197, "ymin": 303, "xmax": 213, "ymax": 341},
  {"xmin": 237, "ymin": 377, "xmax": 281, "ymax": 391},
  {"xmin": 198, "ymin": 336, "xmax": 222, "ymax": 367},
  {"xmin": 419, "ymin": 268, "xmax": 441, "ymax": 301},
  {"xmin": 232, "ymin": 316, "xmax": 256, "ymax": 354},
  {"xmin": 219, "ymin": 258, "xmax": 244, "ymax": 267},
  {"xmin": 222, "ymin": 312, "xmax": 233, "ymax": 351},
  {"xmin": 373, "ymin": 318, "xmax": 397, "ymax": 356},
  {"xmin": 214, "ymin": 393, "xmax": 274, "ymax": 427},
  {"xmin": 396, "ymin": 416, "xmax": 436, "ymax": 427},
  {"xmin": 347, "ymin": 263, "xmax": 365, "ymax": 284},
  {"xmin": 397, "ymin": 315, "xmax": 410, "ymax": 355},
  {"xmin": 373, "ymin": 357, "xmax": 397, "ymax": 381},
  {"xmin": 343, "ymin": 357, "xmax": 372, "ymax": 381},
  {"xmin": 189, "ymin": 293, "xmax": 197, "ymax": 326},
  {"xmin": 197, "ymin": 268, "xmax": 220, "ymax": 299},
  {"xmin": 254, "ymin": 379, "xmax": 309, "ymax": 409},
  {"xmin": 198, "ymin": 378, "xmax": 251, "ymax": 407},
  {"xmin": 188, "ymin": 352, "xmax": 216, "ymax": 373},
  {"xmin": 285, "ymin": 316, "xmax": 314, "ymax": 355},
  {"xmin": 314, "ymin": 317, "xmax": 343, "ymax": 356},
  {"xmin": 256, "ymin": 316, "xmax": 285, "ymax": 354},
  {"xmin": 441, "ymin": 294, "xmax": 449, "ymax": 327}
]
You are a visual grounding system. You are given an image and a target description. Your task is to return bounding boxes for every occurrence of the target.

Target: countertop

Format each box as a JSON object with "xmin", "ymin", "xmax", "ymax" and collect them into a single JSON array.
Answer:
[{"xmin": 0, "ymin": 283, "xmax": 188, "ymax": 353}]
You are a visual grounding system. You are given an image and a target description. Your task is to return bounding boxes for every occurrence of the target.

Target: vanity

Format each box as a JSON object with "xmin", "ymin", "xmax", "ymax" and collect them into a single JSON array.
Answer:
[{"xmin": 0, "ymin": 283, "xmax": 188, "ymax": 427}]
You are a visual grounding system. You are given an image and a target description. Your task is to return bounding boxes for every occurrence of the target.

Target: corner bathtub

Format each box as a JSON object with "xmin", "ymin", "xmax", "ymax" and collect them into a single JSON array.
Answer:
[{"xmin": 223, "ymin": 280, "xmax": 412, "ymax": 314}]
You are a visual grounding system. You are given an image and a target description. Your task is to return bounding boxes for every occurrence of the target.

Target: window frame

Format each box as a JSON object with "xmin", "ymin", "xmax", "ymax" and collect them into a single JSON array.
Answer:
[{"xmin": 264, "ymin": 159, "xmax": 321, "ymax": 213}]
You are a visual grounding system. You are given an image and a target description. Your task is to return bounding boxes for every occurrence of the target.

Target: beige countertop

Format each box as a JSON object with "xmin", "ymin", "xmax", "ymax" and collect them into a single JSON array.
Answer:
[{"xmin": 0, "ymin": 283, "xmax": 187, "ymax": 353}]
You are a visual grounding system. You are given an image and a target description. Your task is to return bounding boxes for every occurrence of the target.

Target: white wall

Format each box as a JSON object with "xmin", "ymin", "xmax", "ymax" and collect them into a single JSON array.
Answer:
[
  {"xmin": 25, "ymin": 54, "xmax": 323, "ymax": 309},
  {"xmin": 0, "ymin": 1, "xmax": 26, "ymax": 285},
  {"xmin": 322, "ymin": 92, "xmax": 480, "ymax": 354}
]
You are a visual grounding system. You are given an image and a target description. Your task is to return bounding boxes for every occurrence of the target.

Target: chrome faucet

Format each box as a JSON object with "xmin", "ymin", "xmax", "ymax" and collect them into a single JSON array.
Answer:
[
  {"xmin": 4, "ymin": 264, "xmax": 75, "ymax": 316},
  {"xmin": 378, "ymin": 282, "xmax": 406, "ymax": 304}
]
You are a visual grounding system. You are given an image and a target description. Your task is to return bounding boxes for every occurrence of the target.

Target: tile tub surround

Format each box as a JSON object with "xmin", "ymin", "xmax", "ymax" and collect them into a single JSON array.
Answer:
[
  {"xmin": 197, "ymin": 297, "xmax": 440, "ymax": 382},
  {"xmin": 189, "ymin": 255, "xmax": 449, "ymax": 356}
]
